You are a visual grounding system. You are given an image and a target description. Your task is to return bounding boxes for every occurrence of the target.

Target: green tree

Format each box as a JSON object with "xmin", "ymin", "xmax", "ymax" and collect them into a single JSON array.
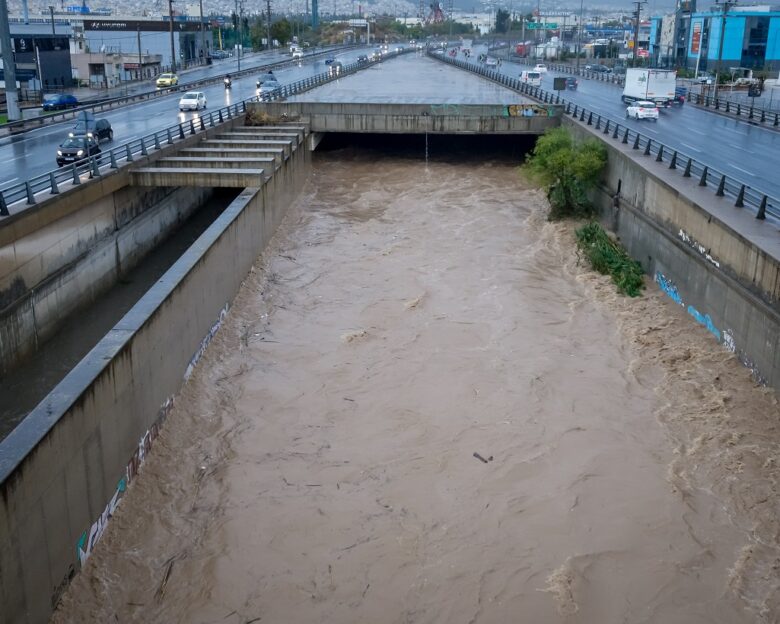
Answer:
[
  {"xmin": 271, "ymin": 18, "xmax": 292, "ymax": 45},
  {"xmin": 524, "ymin": 127, "xmax": 607, "ymax": 220},
  {"xmin": 495, "ymin": 8, "xmax": 510, "ymax": 33}
]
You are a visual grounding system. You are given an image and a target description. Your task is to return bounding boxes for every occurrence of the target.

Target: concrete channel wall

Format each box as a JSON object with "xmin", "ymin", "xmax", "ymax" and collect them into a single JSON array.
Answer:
[
  {"xmin": 0, "ymin": 127, "xmax": 309, "ymax": 624},
  {"xmin": 0, "ymin": 117, "xmax": 248, "ymax": 378},
  {"xmin": 562, "ymin": 117, "xmax": 780, "ymax": 388},
  {"xmin": 249, "ymin": 101, "xmax": 563, "ymax": 134}
]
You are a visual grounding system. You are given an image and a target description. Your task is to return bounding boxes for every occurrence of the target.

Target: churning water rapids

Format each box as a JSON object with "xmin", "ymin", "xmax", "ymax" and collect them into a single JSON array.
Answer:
[{"xmin": 52, "ymin": 141, "xmax": 780, "ymax": 624}]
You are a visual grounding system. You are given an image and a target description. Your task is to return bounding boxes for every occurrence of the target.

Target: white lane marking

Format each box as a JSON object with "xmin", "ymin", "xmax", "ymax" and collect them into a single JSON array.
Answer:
[
  {"xmin": 679, "ymin": 142, "xmax": 702, "ymax": 153},
  {"xmin": 1, "ymin": 155, "xmax": 24, "ymax": 163},
  {"xmin": 731, "ymin": 165, "xmax": 757, "ymax": 177},
  {"xmin": 688, "ymin": 128, "xmax": 707, "ymax": 136},
  {"xmin": 0, "ymin": 176, "xmax": 19, "ymax": 185},
  {"xmin": 642, "ymin": 126, "xmax": 659, "ymax": 135}
]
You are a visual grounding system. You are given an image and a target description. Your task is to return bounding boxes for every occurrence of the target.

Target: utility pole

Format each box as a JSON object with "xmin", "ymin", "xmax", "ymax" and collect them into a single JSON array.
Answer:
[
  {"xmin": 575, "ymin": 0, "xmax": 583, "ymax": 70},
  {"xmin": 49, "ymin": 6, "xmax": 55, "ymax": 35},
  {"xmin": 234, "ymin": 0, "xmax": 240, "ymax": 70},
  {"xmin": 714, "ymin": 0, "xmax": 736, "ymax": 101},
  {"xmin": 137, "ymin": 25, "xmax": 142, "ymax": 80},
  {"xmin": 199, "ymin": 0, "xmax": 205, "ymax": 63},
  {"xmin": 631, "ymin": 0, "xmax": 647, "ymax": 67},
  {"xmin": 168, "ymin": 0, "xmax": 176, "ymax": 73},
  {"xmin": 266, "ymin": 0, "xmax": 272, "ymax": 50},
  {"xmin": 0, "ymin": 0, "xmax": 21, "ymax": 121}
]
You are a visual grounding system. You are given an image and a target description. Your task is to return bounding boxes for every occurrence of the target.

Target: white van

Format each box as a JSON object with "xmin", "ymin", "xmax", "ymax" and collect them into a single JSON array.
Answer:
[{"xmin": 520, "ymin": 70, "xmax": 542, "ymax": 87}]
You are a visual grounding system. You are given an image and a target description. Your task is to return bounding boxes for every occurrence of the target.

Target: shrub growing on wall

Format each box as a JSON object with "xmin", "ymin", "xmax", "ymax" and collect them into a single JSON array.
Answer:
[{"xmin": 523, "ymin": 127, "xmax": 607, "ymax": 220}]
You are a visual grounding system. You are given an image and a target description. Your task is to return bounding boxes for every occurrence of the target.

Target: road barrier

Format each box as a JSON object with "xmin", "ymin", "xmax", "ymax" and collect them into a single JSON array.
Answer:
[
  {"xmin": 0, "ymin": 48, "xmax": 413, "ymax": 219},
  {"xmin": 431, "ymin": 51, "xmax": 778, "ymax": 223}
]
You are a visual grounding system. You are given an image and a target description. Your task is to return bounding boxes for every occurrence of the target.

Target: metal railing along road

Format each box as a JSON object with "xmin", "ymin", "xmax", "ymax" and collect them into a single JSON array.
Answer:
[
  {"xmin": 431, "ymin": 52, "xmax": 779, "ymax": 223},
  {"xmin": 0, "ymin": 49, "xmax": 413, "ymax": 219},
  {"xmin": 0, "ymin": 45, "xmax": 359, "ymax": 137}
]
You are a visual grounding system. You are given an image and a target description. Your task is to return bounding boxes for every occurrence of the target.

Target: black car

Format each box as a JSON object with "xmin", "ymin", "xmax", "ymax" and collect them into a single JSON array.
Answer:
[
  {"xmin": 56, "ymin": 135, "xmax": 101, "ymax": 167},
  {"xmin": 357, "ymin": 54, "xmax": 369, "ymax": 63},
  {"xmin": 565, "ymin": 76, "xmax": 578, "ymax": 90},
  {"xmin": 70, "ymin": 118, "xmax": 113, "ymax": 142},
  {"xmin": 328, "ymin": 61, "xmax": 343, "ymax": 77},
  {"xmin": 256, "ymin": 72, "xmax": 276, "ymax": 88},
  {"xmin": 588, "ymin": 64, "xmax": 612, "ymax": 74}
]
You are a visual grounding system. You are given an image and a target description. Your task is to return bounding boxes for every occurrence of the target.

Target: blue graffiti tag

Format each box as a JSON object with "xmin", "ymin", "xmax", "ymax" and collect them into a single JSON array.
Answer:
[
  {"xmin": 655, "ymin": 272, "xmax": 683, "ymax": 306},
  {"xmin": 687, "ymin": 305, "xmax": 721, "ymax": 341}
]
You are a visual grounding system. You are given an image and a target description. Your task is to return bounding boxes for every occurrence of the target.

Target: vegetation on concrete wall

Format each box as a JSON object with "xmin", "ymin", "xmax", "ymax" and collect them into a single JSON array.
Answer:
[{"xmin": 575, "ymin": 222, "xmax": 645, "ymax": 297}]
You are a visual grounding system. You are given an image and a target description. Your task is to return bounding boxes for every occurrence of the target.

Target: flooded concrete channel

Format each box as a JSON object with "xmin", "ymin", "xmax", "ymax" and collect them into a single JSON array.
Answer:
[
  {"xmin": 0, "ymin": 191, "xmax": 237, "ymax": 440},
  {"xmin": 52, "ymin": 137, "xmax": 780, "ymax": 623}
]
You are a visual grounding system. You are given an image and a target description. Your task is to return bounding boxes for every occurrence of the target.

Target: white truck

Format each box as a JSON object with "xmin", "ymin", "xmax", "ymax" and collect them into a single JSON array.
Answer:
[{"xmin": 621, "ymin": 68, "xmax": 677, "ymax": 107}]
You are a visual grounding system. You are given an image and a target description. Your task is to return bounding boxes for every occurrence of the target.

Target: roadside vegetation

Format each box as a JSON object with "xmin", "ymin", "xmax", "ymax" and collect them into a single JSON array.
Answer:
[{"xmin": 524, "ymin": 127, "xmax": 644, "ymax": 297}]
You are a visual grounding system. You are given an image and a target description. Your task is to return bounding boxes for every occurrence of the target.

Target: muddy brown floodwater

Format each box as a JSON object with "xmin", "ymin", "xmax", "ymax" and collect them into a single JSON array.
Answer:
[{"xmin": 53, "ymin": 143, "xmax": 780, "ymax": 624}]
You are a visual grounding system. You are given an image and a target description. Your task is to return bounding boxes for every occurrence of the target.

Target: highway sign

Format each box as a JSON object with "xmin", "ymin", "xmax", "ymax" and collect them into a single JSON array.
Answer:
[{"xmin": 526, "ymin": 22, "xmax": 558, "ymax": 29}]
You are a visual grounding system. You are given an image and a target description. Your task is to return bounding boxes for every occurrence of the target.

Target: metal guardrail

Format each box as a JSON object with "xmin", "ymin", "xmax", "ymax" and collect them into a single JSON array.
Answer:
[
  {"xmin": 508, "ymin": 57, "xmax": 780, "ymax": 127},
  {"xmin": 0, "ymin": 49, "xmax": 412, "ymax": 219},
  {"xmin": 0, "ymin": 45, "xmax": 358, "ymax": 137},
  {"xmin": 431, "ymin": 52, "xmax": 779, "ymax": 223}
]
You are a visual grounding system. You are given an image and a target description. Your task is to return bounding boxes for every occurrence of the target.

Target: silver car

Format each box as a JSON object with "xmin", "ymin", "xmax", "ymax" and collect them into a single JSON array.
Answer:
[{"xmin": 178, "ymin": 91, "xmax": 207, "ymax": 111}]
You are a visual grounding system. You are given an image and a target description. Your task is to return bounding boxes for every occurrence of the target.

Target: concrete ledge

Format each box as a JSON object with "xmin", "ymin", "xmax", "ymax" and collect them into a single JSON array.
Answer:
[
  {"xmin": 130, "ymin": 167, "xmax": 266, "ymax": 188},
  {"xmin": 212, "ymin": 137, "xmax": 293, "ymax": 157},
  {"xmin": 217, "ymin": 131, "xmax": 303, "ymax": 145},
  {"xmin": 201, "ymin": 141, "xmax": 285, "ymax": 163},
  {"xmin": 157, "ymin": 157, "xmax": 275, "ymax": 170}
]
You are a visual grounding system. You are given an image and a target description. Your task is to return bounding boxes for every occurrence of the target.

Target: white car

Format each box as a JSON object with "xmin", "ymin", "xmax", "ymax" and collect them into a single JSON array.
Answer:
[
  {"xmin": 292, "ymin": 49, "xmax": 304, "ymax": 59},
  {"xmin": 626, "ymin": 100, "xmax": 659, "ymax": 121},
  {"xmin": 485, "ymin": 56, "xmax": 499, "ymax": 67},
  {"xmin": 179, "ymin": 91, "xmax": 206, "ymax": 111},
  {"xmin": 534, "ymin": 63, "xmax": 548, "ymax": 73}
]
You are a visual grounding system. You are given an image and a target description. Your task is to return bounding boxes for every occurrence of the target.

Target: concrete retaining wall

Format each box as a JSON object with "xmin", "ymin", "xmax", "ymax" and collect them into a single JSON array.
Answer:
[
  {"xmin": 249, "ymin": 101, "xmax": 562, "ymax": 134},
  {"xmin": 562, "ymin": 117, "xmax": 780, "ymax": 388},
  {"xmin": 0, "ymin": 130, "xmax": 309, "ymax": 624},
  {"xmin": 0, "ymin": 116, "xmax": 248, "ymax": 377}
]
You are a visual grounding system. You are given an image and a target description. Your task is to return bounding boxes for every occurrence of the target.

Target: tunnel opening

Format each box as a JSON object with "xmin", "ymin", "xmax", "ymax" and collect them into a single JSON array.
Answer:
[
  {"xmin": 0, "ymin": 188, "xmax": 241, "ymax": 441},
  {"xmin": 315, "ymin": 133, "xmax": 539, "ymax": 163}
]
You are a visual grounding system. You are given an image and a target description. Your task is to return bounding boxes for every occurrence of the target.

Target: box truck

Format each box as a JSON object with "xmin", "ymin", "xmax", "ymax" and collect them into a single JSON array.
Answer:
[{"xmin": 621, "ymin": 68, "xmax": 677, "ymax": 107}]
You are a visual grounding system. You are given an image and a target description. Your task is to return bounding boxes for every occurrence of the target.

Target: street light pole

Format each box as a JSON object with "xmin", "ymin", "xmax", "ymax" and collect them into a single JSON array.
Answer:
[
  {"xmin": 49, "ymin": 6, "xmax": 55, "ymax": 35},
  {"xmin": 575, "ymin": 0, "xmax": 583, "ymax": 70},
  {"xmin": 168, "ymin": 0, "xmax": 176, "ymax": 73},
  {"xmin": 199, "ymin": 0, "xmax": 205, "ymax": 63},
  {"xmin": 0, "ymin": 0, "xmax": 20, "ymax": 121},
  {"xmin": 714, "ymin": 0, "xmax": 736, "ymax": 101},
  {"xmin": 632, "ymin": 0, "xmax": 647, "ymax": 66}
]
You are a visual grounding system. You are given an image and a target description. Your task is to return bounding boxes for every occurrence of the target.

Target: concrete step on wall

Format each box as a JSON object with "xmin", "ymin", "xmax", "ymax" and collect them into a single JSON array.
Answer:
[
  {"xmin": 130, "ymin": 167, "xmax": 266, "ymax": 188},
  {"xmin": 213, "ymin": 137, "xmax": 294, "ymax": 155},
  {"xmin": 201, "ymin": 141, "xmax": 287, "ymax": 161},
  {"xmin": 156, "ymin": 157, "xmax": 275, "ymax": 170},
  {"xmin": 179, "ymin": 148, "xmax": 282, "ymax": 167},
  {"xmin": 217, "ymin": 132, "xmax": 302, "ymax": 144}
]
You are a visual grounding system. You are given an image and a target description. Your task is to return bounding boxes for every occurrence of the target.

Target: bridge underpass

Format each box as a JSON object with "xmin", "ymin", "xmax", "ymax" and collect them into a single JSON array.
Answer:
[{"xmin": 1, "ymin": 52, "xmax": 780, "ymax": 624}]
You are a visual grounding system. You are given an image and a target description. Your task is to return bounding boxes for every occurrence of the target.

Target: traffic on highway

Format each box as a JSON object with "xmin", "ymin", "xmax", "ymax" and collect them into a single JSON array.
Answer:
[{"xmin": 0, "ymin": 47, "xmax": 368, "ymax": 192}]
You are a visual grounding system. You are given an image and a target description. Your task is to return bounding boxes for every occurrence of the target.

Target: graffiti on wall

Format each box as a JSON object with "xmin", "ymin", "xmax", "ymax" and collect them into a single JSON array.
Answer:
[
  {"xmin": 678, "ymin": 229, "xmax": 720, "ymax": 268},
  {"xmin": 503, "ymin": 104, "xmax": 555, "ymax": 118},
  {"xmin": 185, "ymin": 303, "xmax": 230, "ymax": 380},
  {"xmin": 655, "ymin": 272, "xmax": 684, "ymax": 306}
]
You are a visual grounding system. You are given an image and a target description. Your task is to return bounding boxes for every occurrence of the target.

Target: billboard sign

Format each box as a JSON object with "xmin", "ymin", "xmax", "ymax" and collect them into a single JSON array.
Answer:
[{"xmin": 691, "ymin": 21, "xmax": 701, "ymax": 54}]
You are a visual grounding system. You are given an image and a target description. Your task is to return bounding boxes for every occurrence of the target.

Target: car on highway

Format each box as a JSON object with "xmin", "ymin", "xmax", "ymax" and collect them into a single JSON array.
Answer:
[
  {"xmin": 485, "ymin": 57, "xmax": 499, "ymax": 67},
  {"xmin": 211, "ymin": 50, "xmax": 231, "ymax": 59},
  {"xmin": 565, "ymin": 76, "xmax": 578, "ymax": 90},
  {"xmin": 178, "ymin": 91, "xmax": 207, "ymax": 111},
  {"xmin": 533, "ymin": 63, "xmax": 548, "ymax": 73},
  {"xmin": 258, "ymin": 80, "xmax": 281, "ymax": 96},
  {"xmin": 625, "ymin": 100, "xmax": 659, "ymax": 121},
  {"xmin": 324, "ymin": 57, "xmax": 335, "ymax": 64},
  {"xmin": 56, "ymin": 135, "xmax": 101, "ymax": 167},
  {"xmin": 357, "ymin": 54, "xmax": 369, "ymax": 64},
  {"xmin": 70, "ymin": 118, "xmax": 113, "ymax": 142},
  {"xmin": 328, "ymin": 61, "xmax": 343, "ymax": 77},
  {"xmin": 586, "ymin": 64, "xmax": 612, "ymax": 74},
  {"xmin": 292, "ymin": 49, "xmax": 304, "ymax": 59},
  {"xmin": 520, "ymin": 70, "xmax": 542, "ymax": 86},
  {"xmin": 156, "ymin": 73, "xmax": 179, "ymax": 88},
  {"xmin": 42, "ymin": 93, "xmax": 79, "ymax": 111},
  {"xmin": 256, "ymin": 72, "xmax": 277, "ymax": 88}
]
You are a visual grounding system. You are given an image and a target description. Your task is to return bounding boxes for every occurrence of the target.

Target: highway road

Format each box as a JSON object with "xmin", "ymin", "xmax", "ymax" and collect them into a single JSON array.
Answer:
[
  {"xmin": 492, "ymin": 55, "xmax": 780, "ymax": 201},
  {"xmin": 0, "ymin": 47, "xmax": 367, "ymax": 191}
]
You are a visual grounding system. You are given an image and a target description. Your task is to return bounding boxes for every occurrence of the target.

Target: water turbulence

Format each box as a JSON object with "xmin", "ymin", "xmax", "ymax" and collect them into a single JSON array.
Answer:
[{"xmin": 52, "ymin": 140, "xmax": 780, "ymax": 624}]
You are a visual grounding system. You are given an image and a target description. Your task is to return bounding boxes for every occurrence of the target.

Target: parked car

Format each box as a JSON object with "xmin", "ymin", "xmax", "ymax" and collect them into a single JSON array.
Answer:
[
  {"xmin": 156, "ymin": 73, "xmax": 179, "ymax": 88},
  {"xmin": 42, "ymin": 93, "xmax": 79, "ymax": 111},
  {"xmin": 258, "ymin": 80, "xmax": 281, "ymax": 96},
  {"xmin": 357, "ymin": 54, "xmax": 369, "ymax": 63},
  {"xmin": 178, "ymin": 91, "xmax": 207, "ymax": 111},
  {"xmin": 70, "ymin": 118, "xmax": 113, "ymax": 142},
  {"xmin": 625, "ymin": 100, "xmax": 659, "ymax": 121},
  {"xmin": 533, "ymin": 63, "xmax": 548, "ymax": 73},
  {"xmin": 328, "ymin": 61, "xmax": 343, "ymax": 76},
  {"xmin": 565, "ymin": 76, "xmax": 578, "ymax": 90},
  {"xmin": 256, "ymin": 72, "xmax": 277, "ymax": 88},
  {"xmin": 56, "ymin": 135, "xmax": 101, "ymax": 167}
]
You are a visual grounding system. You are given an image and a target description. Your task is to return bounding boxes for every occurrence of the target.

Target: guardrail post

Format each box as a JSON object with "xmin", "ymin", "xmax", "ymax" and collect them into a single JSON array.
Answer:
[
  {"xmin": 141, "ymin": 137, "xmax": 148, "ymax": 156},
  {"xmin": 669, "ymin": 151, "xmax": 678, "ymax": 169},
  {"xmin": 179, "ymin": 124, "xmax": 186, "ymax": 140},
  {"xmin": 775, "ymin": 112, "xmax": 779, "ymax": 127},
  {"xmin": 735, "ymin": 185, "xmax": 745, "ymax": 207},
  {"xmin": 760, "ymin": 109, "xmax": 765, "ymax": 123},
  {"xmin": 749, "ymin": 106, "xmax": 754, "ymax": 120},
  {"xmin": 756, "ymin": 196, "xmax": 767, "ymax": 220},
  {"xmin": 189, "ymin": 119, "xmax": 196, "ymax": 135},
  {"xmin": 595, "ymin": 115, "xmax": 601, "ymax": 130},
  {"xmin": 167, "ymin": 128, "xmax": 174, "ymax": 144},
  {"xmin": 25, "ymin": 182, "xmax": 35, "ymax": 205},
  {"xmin": 200, "ymin": 116, "xmax": 206, "ymax": 132},
  {"xmin": 580, "ymin": 108, "xmax": 586, "ymax": 122},
  {"xmin": 155, "ymin": 134, "xmax": 161, "ymax": 150},
  {"xmin": 227, "ymin": 107, "xmax": 232, "ymax": 119},
  {"xmin": 683, "ymin": 158, "xmax": 692, "ymax": 177},
  {"xmin": 699, "ymin": 166, "xmax": 708, "ymax": 186},
  {"xmin": 91, "ymin": 156, "xmax": 100, "ymax": 178},
  {"xmin": 241, "ymin": 101, "xmax": 246, "ymax": 113},
  {"xmin": 110, "ymin": 150, "xmax": 118, "ymax": 168},
  {"xmin": 209, "ymin": 113, "xmax": 215, "ymax": 127},
  {"xmin": 72, "ymin": 163, "xmax": 80, "ymax": 184},
  {"xmin": 716, "ymin": 175, "xmax": 726, "ymax": 196},
  {"xmin": 632, "ymin": 134, "xmax": 640, "ymax": 150},
  {"xmin": 612, "ymin": 124, "xmax": 619, "ymax": 139},
  {"xmin": 603, "ymin": 120, "xmax": 611, "ymax": 135},
  {"xmin": 644, "ymin": 139, "xmax": 652, "ymax": 156},
  {"xmin": 0, "ymin": 193, "xmax": 8, "ymax": 217},
  {"xmin": 49, "ymin": 172, "xmax": 59, "ymax": 194},
  {"xmin": 622, "ymin": 128, "xmax": 629, "ymax": 144},
  {"xmin": 736, "ymin": 103, "xmax": 741, "ymax": 116},
  {"xmin": 655, "ymin": 144, "xmax": 663, "ymax": 162},
  {"xmin": 218, "ymin": 110, "xmax": 224, "ymax": 123}
]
